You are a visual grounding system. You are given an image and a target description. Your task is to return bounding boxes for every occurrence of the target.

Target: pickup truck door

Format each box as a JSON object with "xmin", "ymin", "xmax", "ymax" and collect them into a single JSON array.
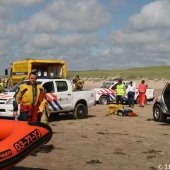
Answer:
[
  {"xmin": 162, "ymin": 83, "xmax": 170, "ymax": 112},
  {"xmin": 54, "ymin": 80, "xmax": 73, "ymax": 111},
  {"xmin": 43, "ymin": 81, "xmax": 72, "ymax": 112}
]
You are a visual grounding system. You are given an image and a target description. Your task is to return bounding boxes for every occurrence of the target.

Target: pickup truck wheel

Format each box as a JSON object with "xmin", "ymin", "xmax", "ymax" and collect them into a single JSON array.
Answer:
[
  {"xmin": 153, "ymin": 104, "xmax": 167, "ymax": 122},
  {"xmin": 74, "ymin": 103, "xmax": 88, "ymax": 119},
  {"xmin": 99, "ymin": 96, "xmax": 110, "ymax": 105}
]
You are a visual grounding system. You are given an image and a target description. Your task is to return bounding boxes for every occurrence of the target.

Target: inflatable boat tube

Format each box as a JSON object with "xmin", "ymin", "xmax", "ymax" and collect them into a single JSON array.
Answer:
[{"xmin": 0, "ymin": 120, "xmax": 53, "ymax": 169}]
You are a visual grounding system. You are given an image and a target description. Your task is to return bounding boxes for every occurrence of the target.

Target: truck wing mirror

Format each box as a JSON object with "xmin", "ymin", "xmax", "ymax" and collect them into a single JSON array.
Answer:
[{"xmin": 5, "ymin": 69, "xmax": 8, "ymax": 75}]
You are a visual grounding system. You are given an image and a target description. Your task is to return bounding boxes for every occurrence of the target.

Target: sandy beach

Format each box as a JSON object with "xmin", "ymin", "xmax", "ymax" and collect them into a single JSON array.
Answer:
[{"xmin": 11, "ymin": 79, "xmax": 170, "ymax": 170}]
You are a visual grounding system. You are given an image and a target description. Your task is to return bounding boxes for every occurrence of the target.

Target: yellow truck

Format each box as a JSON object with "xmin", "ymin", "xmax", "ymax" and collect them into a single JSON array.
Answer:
[{"xmin": 5, "ymin": 59, "xmax": 67, "ymax": 85}]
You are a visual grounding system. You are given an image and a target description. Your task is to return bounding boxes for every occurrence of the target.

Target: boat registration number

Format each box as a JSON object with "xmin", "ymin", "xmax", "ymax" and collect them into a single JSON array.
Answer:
[{"xmin": 13, "ymin": 129, "xmax": 41, "ymax": 152}]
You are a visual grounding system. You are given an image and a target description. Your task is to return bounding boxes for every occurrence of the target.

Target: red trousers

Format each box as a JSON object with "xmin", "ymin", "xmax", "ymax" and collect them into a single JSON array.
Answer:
[
  {"xmin": 139, "ymin": 93, "xmax": 145, "ymax": 106},
  {"xmin": 20, "ymin": 105, "xmax": 39, "ymax": 121}
]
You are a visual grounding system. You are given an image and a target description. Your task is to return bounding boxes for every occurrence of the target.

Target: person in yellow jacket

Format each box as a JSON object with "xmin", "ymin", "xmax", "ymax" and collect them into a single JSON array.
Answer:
[
  {"xmin": 72, "ymin": 75, "xmax": 84, "ymax": 90},
  {"xmin": 0, "ymin": 79, "xmax": 4, "ymax": 93},
  {"xmin": 116, "ymin": 78, "xmax": 126, "ymax": 105},
  {"xmin": 13, "ymin": 72, "xmax": 48, "ymax": 122}
]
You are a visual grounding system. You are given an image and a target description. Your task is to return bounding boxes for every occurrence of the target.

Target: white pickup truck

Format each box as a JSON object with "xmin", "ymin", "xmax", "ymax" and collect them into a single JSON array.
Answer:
[
  {"xmin": 94, "ymin": 81, "xmax": 154, "ymax": 105},
  {"xmin": 0, "ymin": 79, "xmax": 96, "ymax": 119}
]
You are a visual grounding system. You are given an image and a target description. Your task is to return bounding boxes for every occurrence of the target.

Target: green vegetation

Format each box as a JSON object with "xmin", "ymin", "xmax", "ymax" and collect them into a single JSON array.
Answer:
[{"xmin": 67, "ymin": 65, "xmax": 170, "ymax": 80}]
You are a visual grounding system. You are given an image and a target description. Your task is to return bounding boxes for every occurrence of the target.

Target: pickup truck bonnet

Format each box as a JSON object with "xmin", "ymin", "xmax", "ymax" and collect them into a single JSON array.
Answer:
[
  {"xmin": 0, "ymin": 92, "xmax": 14, "ymax": 100},
  {"xmin": 94, "ymin": 87, "xmax": 116, "ymax": 99}
]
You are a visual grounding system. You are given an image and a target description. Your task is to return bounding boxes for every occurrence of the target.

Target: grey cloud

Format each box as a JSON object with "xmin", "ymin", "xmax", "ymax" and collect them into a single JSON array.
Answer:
[
  {"xmin": 108, "ymin": 30, "xmax": 160, "ymax": 45},
  {"xmin": 44, "ymin": 0, "xmax": 111, "ymax": 32},
  {"xmin": 129, "ymin": 0, "xmax": 170, "ymax": 30},
  {"xmin": 0, "ymin": 6, "xmax": 14, "ymax": 21},
  {"xmin": 0, "ymin": 0, "xmax": 112, "ymax": 72},
  {"xmin": 105, "ymin": 0, "xmax": 170, "ymax": 69},
  {"xmin": 25, "ymin": 33, "xmax": 99, "ymax": 50},
  {"xmin": 0, "ymin": 0, "xmax": 44, "ymax": 7},
  {"xmin": 19, "ymin": 0, "xmax": 111, "ymax": 33},
  {"xmin": 27, "ymin": 13, "xmax": 61, "ymax": 33},
  {"xmin": 1, "ymin": 0, "xmax": 170, "ymax": 73}
]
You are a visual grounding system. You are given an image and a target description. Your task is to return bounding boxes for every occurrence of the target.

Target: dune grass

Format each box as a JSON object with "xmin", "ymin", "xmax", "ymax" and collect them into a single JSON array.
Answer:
[{"xmin": 67, "ymin": 65, "xmax": 170, "ymax": 80}]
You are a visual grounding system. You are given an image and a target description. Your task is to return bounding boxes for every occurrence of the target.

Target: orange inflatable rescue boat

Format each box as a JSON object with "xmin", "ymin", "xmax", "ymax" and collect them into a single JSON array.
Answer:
[{"xmin": 0, "ymin": 120, "xmax": 53, "ymax": 169}]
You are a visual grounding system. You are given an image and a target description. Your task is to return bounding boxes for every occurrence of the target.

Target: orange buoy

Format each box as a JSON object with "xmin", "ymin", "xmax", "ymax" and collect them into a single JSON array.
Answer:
[{"xmin": 0, "ymin": 120, "xmax": 52, "ymax": 169}]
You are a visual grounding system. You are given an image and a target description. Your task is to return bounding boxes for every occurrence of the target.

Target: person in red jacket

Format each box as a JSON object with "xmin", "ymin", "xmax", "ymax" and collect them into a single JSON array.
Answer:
[{"xmin": 138, "ymin": 80, "xmax": 147, "ymax": 107}]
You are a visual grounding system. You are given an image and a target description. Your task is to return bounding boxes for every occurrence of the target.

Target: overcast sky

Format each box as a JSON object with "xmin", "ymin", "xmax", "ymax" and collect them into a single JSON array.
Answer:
[{"xmin": 1, "ymin": 0, "xmax": 170, "ymax": 73}]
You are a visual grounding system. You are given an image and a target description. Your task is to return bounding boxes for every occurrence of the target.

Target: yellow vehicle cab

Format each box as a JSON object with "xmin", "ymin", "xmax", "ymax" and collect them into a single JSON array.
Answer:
[{"xmin": 5, "ymin": 59, "xmax": 67, "ymax": 85}]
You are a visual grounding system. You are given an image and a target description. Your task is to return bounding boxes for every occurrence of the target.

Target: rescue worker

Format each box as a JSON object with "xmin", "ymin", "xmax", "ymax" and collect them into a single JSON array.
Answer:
[
  {"xmin": 0, "ymin": 79, "xmax": 4, "ymax": 93},
  {"xmin": 127, "ymin": 81, "xmax": 136, "ymax": 108},
  {"xmin": 13, "ymin": 71, "xmax": 48, "ymax": 121},
  {"xmin": 116, "ymin": 79, "xmax": 126, "ymax": 105},
  {"xmin": 73, "ymin": 75, "xmax": 84, "ymax": 90},
  {"xmin": 138, "ymin": 80, "xmax": 147, "ymax": 107},
  {"xmin": 6, "ymin": 76, "xmax": 13, "ymax": 91}
]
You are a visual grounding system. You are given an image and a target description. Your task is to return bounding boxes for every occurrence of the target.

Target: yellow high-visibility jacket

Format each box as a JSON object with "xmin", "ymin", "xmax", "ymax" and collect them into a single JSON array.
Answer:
[
  {"xmin": 116, "ymin": 84, "xmax": 126, "ymax": 96},
  {"xmin": 13, "ymin": 82, "xmax": 47, "ymax": 112}
]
